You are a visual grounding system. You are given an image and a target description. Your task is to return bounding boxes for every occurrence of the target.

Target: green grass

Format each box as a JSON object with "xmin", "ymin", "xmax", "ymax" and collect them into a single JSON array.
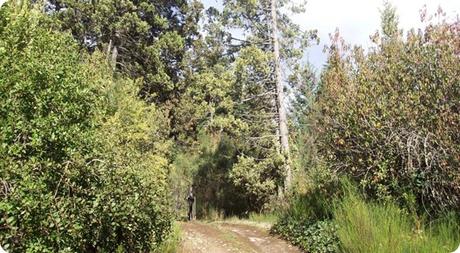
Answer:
[
  {"xmin": 215, "ymin": 212, "xmax": 278, "ymax": 230},
  {"xmin": 414, "ymin": 213, "xmax": 460, "ymax": 253},
  {"xmin": 248, "ymin": 212, "xmax": 279, "ymax": 224},
  {"xmin": 333, "ymin": 184, "xmax": 460, "ymax": 253}
]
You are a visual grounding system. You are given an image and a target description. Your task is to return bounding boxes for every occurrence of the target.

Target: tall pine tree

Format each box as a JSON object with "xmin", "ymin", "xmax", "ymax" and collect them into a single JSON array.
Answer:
[{"xmin": 220, "ymin": 0, "xmax": 317, "ymax": 192}]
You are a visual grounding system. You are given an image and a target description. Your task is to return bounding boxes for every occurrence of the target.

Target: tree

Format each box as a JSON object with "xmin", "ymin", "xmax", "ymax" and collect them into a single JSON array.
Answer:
[
  {"xmin": 219, "ymin": 0, "xmax": 317, "ymax": 192},
  {"xmin": 46, "ymin": 0, "xmax": 202, "ymax": 106},
  {"xmin": 270, "ymin": 0, "xmax": 291, "ymax": 188},
  {"xmin": 174, "ymin": 0, "xmax": 318, "ymax": 213}
]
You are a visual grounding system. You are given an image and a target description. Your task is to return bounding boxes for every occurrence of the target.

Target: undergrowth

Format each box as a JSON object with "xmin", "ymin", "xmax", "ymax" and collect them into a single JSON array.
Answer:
[
  {"xmin": 334, "ymin": 183, "xmax": 460, "ymax": 253},
  {"xmin": 153, "ymin": 222, "xmax": 182, "ymax": 253},
  {"xmin": 273, "ymin": 177, "xmax": 460, "ymax": 253}
]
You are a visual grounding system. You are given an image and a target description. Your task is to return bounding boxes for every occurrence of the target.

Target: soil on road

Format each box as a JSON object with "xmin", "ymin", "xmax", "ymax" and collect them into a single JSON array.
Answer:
[{"xmin": 178, "ymin": 221, "xmax": 301, "ymax": 253}]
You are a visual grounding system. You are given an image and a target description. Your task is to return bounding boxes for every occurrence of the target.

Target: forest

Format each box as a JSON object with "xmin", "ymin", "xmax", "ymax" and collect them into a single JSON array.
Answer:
[{"xmin": 0, "ymin": 0, "xmax": 459, "ymax": 252}]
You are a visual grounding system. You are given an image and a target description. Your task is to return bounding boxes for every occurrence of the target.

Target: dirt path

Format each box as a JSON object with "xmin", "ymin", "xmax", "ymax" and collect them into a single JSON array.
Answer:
[{"xmin": 177, "ymin": 221, "xmax": 301, "ymax": 253}]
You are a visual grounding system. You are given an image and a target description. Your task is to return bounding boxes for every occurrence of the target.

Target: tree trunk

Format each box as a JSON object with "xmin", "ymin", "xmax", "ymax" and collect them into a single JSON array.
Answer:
[{"xmin": 270, "ymin": 0, "xmax": 291, "ymax": 189}]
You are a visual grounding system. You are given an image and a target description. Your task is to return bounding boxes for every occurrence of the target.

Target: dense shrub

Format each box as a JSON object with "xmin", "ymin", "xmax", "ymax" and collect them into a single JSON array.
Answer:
[
  {"xmin": 272, "ymin": 6, "xmax": 460, "ymax": 253},
  {"xmin": 229, "ymin": 155, "xmax": 280, "ymax": 210},
  {"xmin": 0, "ymin": 5, "xmax": 172, "ymax": 252},
  {"xmin": 86, "ymin": 75, "xmax": 173, "ymax": 252},
  {"xmin": 316, "ymin": 6, "xmax": 460, "ymax": 213},
  {"xmin": 272, "ymin": 166, "xmax": 340, "ymax": 253},
  {"xmin": 274, "ymin": 175, "xmax": 459, "ymax": 253},
  {"xmin": 273, "ymin": 216, "xmax": 339, "ymax": 253}
]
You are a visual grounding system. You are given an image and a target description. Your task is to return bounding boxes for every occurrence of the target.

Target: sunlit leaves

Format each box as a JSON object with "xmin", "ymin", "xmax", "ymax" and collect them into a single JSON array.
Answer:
[{"xmin": 0, "ymin": 5, "xmax": 172, "ymax": 251}]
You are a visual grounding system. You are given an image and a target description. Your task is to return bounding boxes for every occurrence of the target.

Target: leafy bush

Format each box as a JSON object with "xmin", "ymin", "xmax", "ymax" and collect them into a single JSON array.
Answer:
[
  {"xmin": 316, "ymin": 5, "xmax": 460, "ymax": 214},
  {"xmin": 273, "ymin": 217, "xmax": 339, "ymax": 253},
  {"xmin": 229, "ymin": 155, "xmax": 279, "ymax": 210},
  {"xmin": 0, "ymin": 4, "xmax": 172, "ymax": 252},
  {"xmin": 272, "ymin": 166, "xmax": 341, "ymax": 253},
  {"xmin": 86, "ymin": 75, "xmax": 173, "ymax": 251}
]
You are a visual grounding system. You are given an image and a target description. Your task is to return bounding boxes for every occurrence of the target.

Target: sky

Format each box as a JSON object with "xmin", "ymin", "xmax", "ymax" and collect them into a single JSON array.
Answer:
[{"xmin": 203, "ymin": 0, "xmax": 460, "ymax": 71}]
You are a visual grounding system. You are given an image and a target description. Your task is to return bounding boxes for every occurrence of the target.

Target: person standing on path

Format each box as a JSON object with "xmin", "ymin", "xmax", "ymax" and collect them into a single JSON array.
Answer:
[{"xmin": 186, "ymin": 186, "xmax": 195, "ymax": 221}]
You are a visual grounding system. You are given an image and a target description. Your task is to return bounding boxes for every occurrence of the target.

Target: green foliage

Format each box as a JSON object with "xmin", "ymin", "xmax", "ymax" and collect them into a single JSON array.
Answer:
[
  {"xmin": 46, "ymin": 0, "xmax": 205, "ymax": 158},
  {"xmin": 48, "ymin": 0, "xmax": 201, "ymax": 105},
  {"xmin": 174, "ymin": 0, "xmax": 320, "ymax": 214},
  {"xmin": 0, "ymin": 5, "xmax": 172, "ymax": 252},
  {"xmin": 3, "ymin": 0, "xmax": 459, "ymax": 252},
  {"xmin": 229, "ymin": 156, "xmax": 279, "ymax": 210},
  {"xmin": 169, "ymin": 149, "xmax": 201, "ymax": 217},
  {"xmin": 247, "ymin": 212, "xmax": 278, "ymax": 224},
  {"xmin": 316, "ymin": 7, "xmax": 460, "ymax": 213},
  {"xmin": 272, "ymin": 165, "xmax": 340, "ymax": 253},
  {"xmin": 283, "ymin": 6, "xmax": 460, "ymax": 253},
  {"xmin": 191, "ymin": 134, "xmax": 246, "ymax": 217},
  {"xmin": 224, "ymin": 46, "xmax": 286, "ymax": 211},
  {"xmin": 153, "ymin": 221, "xmax": 182, "ymax": 253},
  {"xmin": 174, "ymin": 131, "xmax": 277, "ymax": 218},
  {"xmin": 0, "ymin": 6, "xmax": 95, "ymax": 165},
  {"xmin": 169, "ymin": 133, "xmax": 212, "ymax": 218},
  {"xmin": 380, "ymin": 1, "xmax": 400, "ymax": 40},
  {"xmin": 273, "ymin": 219, "xmax": 339, "ymax": 253},
  {"xmin": 91, "ymin": 76, "xmax": 173, "ymax": 252},
  {"xmin": 275, "ymin": 174, "xmax": 459, "ymax": 253},
  {"xmin": 0, "ymin": 6, "xmax": 97, "ymax": 250},
  {"xmin": 334, "ymin": 182, "xmax": 460, "ymax": 253},
  {"xmin": 172, "ymin": 65, "xmax": 239, "ymax": 144},
  {"xmin": 334, "ymin": 182, "xmax": 411, "ymax": 253},
  {"xmin": 169, "ymin": 132, "xmax": 245, "ymax": 219}
]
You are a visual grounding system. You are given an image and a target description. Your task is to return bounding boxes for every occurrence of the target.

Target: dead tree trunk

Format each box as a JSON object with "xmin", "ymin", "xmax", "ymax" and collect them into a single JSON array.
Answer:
[{"xmin": 270, "ymin": 0, "xmax": 291, "ymax": 189}]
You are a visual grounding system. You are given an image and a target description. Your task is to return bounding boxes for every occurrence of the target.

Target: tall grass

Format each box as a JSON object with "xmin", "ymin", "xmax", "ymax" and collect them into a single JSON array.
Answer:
[
  {"xmin": 415, "ymin": 213, "xmax": 460, "ymax": 253},
  {"xmin": 333, "ymin": 182, "xmax": 459, "ymax": 253},
  {"xmin": 248, "ymin": 212, "xmax": 278, "ymax": 224}
]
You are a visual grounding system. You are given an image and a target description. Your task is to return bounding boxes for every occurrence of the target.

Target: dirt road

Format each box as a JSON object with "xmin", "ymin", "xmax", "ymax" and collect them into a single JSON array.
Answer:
[{"xmin": 178, "ymin": 221, "xmax": 301, "ymax": 253}]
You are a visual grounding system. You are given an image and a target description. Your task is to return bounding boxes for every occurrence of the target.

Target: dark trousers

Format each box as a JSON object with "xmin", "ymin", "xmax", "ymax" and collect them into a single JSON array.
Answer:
[{"xmin": 188, "ymin": 204, "xmax": 193, "ymax": 221}]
